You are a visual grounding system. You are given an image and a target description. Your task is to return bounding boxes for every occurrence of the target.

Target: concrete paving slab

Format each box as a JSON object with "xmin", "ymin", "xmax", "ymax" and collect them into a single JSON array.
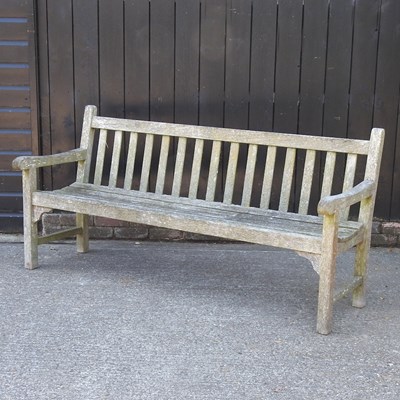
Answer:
[{"xmin": 0, "ymin": 241, "xmax": 399, "ymax": 399}]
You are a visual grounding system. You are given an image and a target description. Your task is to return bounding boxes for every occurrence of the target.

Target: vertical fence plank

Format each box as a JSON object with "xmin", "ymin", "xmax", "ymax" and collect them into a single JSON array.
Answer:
[
  {"xmin": 373, "ymin": 0, "xmax": 400, "ymax": 219},
  {"xmin": 199, "ymin": 0, "xmax": 226, "ymax": 128},
  {"xmin": 249, "ymin": 0, "xmax": 277, "ymax": 131},
  {"xmin": 47, "ymin": 0, "xmax": 75, "ymax": 189},
  {"xmin": 175, "ymin": 0, "xmax": 200, "ymax": 125},
  {"xmin": 99, "ymin": 0, "xmax": 124, "ymax": 117},
  {"xmin": 150, "ymin": 0, "xmax": 175, "ymax": 123},
  {"xmin": 125, "ymin": 0, "xmax": 150, "ymax": 121},
  {"xmin": 73, "ymin": 0, "xmax": 99, "ymax": 143}
]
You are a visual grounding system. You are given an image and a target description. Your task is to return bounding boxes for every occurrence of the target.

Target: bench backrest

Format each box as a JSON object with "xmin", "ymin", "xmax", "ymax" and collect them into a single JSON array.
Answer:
[{"xmin": 76, "ymin": 106, "xmax": 384, "ymax": 219}]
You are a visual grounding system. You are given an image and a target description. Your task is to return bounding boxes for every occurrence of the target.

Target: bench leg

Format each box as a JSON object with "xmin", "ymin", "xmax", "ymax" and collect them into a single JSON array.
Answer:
[
  {"xmin": 76, "ymin": 213, "xmax": 89, "ymax": 253},
  {"xmin": 24, "ymin": 213, "xmax": 38, "ymax": 269},
  {"xmin": 317, "ymin": 214, "xmax": 338, "ymax": 335},
  {"xmin": 22, "ymin": 168, "xmax": 38, "ymax": 269},
  {"xmin": 352, "ymin": 238, "xmax": 368, "ymax": 308}
]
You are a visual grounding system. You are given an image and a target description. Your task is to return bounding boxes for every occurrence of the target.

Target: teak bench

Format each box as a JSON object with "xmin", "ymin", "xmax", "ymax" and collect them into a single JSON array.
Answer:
[{"xmin": 13, "ymin": 105, "xmax": 384, "ymax": 334}]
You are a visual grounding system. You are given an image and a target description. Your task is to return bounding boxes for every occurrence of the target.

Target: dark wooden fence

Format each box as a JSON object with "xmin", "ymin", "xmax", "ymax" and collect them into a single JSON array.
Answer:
[{"xmin": 2, "ymin": 0, "xmax": 400, "ymax": 230}]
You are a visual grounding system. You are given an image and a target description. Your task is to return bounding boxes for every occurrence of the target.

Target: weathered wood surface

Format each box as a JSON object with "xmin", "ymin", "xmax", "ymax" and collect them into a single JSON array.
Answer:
[{"xmin": 13, "ymin": 106, "xmax": 385, "ymax": 335}]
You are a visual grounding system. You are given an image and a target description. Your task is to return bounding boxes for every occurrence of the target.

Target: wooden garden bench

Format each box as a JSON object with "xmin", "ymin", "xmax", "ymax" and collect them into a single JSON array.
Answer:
[{"xmin": 13, "ymin": 105, "xmax": 384, "ymax": 334}]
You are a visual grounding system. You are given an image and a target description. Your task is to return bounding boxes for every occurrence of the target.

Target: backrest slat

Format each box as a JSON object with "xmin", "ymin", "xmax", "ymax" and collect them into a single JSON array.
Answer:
[
  {"xmin": 123, "ymin": 132, "xmax": 138, "ymax": 190},
  {"xmin": 93, "ymin": 129, "xmax": 108, "ymax": 185},
  {"xmin": 298, "ymin": 149, "xmax": 316, "ymax": 214},
  {"xmin": 155, "ymin": 135, "xmax": 170, "ymax": 194},
  {"xmin": 171, "ymin": 137, "xmax": 187, "ymax": 196},
  {"xmin": 108, "ymin": 130, "xmax": 123, "ymax": 188},
  {"xmin": 279, "ymin": 148, "xmax": 296, "ymax": 212},
  {"xmin": 139, "ymin": 134, "xmax": 154, "ymax": 192},
  {"xmin": 241, "ymin": 144, "xmax": 258, "ymax": 207},
  {"xmin": 341, "ymin": 153, "xmax": 357, "ymax": 220},
  {"xmin": 205, "ymin": 140, "xmax": 222, "ymax": 201},
  {"xmin": 223, "ymin": 142, "xmax": 240, "ymax": 204},
  {"xmin": 189, "ymin": 139, "xmax": 204, "ymax": 199},
  {"xmin": 321, "ymin": 151, "xmax": 336, "ymax": 200},
  {"xmin": 260, "ymin": 146, "xmax": 277, "ymax": 208}
]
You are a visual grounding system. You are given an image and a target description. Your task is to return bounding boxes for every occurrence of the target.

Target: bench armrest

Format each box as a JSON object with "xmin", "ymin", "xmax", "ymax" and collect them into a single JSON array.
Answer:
[
  {"xmin": 317, "ymin": 180, "xmax": 376, "ymax": 215},
  {"xmin": 12, "ymin": 148, "xmax": 87, "ymax": 170}
]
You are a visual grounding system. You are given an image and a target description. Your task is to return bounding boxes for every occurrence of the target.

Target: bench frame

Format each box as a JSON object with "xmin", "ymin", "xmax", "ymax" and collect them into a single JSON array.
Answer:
[{"xmin": 13, "ymin": 105, "xmax": 384, "ymax": 334}]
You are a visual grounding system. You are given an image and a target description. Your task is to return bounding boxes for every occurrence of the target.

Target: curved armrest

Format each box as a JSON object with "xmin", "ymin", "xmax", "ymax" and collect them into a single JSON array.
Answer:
[
  {"xmin": 12, "ymin": 148, "xmax": 87, "ymax": 170},
  {"xmin": 318, "ymin": 180, "xmax": 376, "ymax": 215}
]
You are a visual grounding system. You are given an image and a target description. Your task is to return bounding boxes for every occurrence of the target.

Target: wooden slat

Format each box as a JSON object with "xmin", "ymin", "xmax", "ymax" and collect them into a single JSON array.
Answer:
[
  {"xmin": 248, "ymin": 0, "xmax": 277, "ymax": 130},
  {"xmin": 123, "ymin": 132, "xmax": 138, "ymax": 190},
  {"xmin": 175, "ymin": 0, "xmax": 200, "ymax": 124},
  {"xmin": 241, "ymin": 144, "xmax": 258, "ymax": 207},
  {"xmin": 0, "ymin": 89, "xmax": 30, "ymax": 107},
  {"xmin": 298, "ymin": 149, "xmax": 316, "ymax": 214},
  {"xmin": 93, "ymin": 129, "xmax": 107, "ymax": 185},
  {"xmin": 205, "ymin": 140, "xmax": 222, "ymax": 201},
  {"xmin": 0, "ymin": 194, "xmax": 22, "ymax": 212},
  {"xmin": 0, "ymin": 110, "xmax": 30, "ymax": 129},
  {"xmin": 0, "ymin": 67, "xmax": 29, "ymax": 85},
  {"xmin": 92, "ymin": 117, "xmax": 370, "ymax": 155},
  {"xmin": 341, "ymin": 153, "xmax": 357, "ymax": 220},
  {"xmin": 0, "ymin": 173, "xmax": 22, "ymax": 191},
  {"xmin": 223, "ymin": 142, "xmax": 240, "ymax": 204},
  {"xmin": 171, "ymin": 137, "xmax": 187, "ymax": 196},
  {"xmin": 199, "ymin": 0, "xmax": 226, "ymax": 127},
  {"xmin": 0, "ymin": 155, "xmax": 17, "ymax": 171},
  {"xmin": 260, "ymin": 146, "xmax": 277, "ymax": 208},
  {"xmin": 321, "ymin": 152, "xmax": 336, "ymax": 199},
  {"xmin": 124, "ymin": 0, "xmax": 150, "ymax": 120},
  {"xmin": 155, "ymin": 135, "xmax": 170, "ymax": 194},
  {"xmin": 0, "ymin": 45, "xmax": 29, "ymax": 63},
  {"xmin": 188, "ymin": 139, "xmax": 204, "ymax": 199},
  {"xmin": 0, "ymin": 23, "xmax": 29, "ymax": 40},
  {"xmin": 139, "ymin": 133, "xmax": 154, "ymax": 192},
  {"xmin": 0, "ymin": 0, "xmax": 31, "ymax": 16},
  {"xmin": 0, "ymin": 133, "xmax": 30, "ymax": 151},
  {"xmin": 279, "ymin": 148, "xmax": 296, "ymax": 212},
  {"xmin": 108, "ymin": 130, "xmax": 123, "ymax": 188}
]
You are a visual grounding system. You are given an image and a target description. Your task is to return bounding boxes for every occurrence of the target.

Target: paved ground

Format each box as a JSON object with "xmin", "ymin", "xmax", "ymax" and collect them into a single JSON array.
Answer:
[{"xmin": 1, "ymin": 240, "xmax": 399, "ymax": 399}]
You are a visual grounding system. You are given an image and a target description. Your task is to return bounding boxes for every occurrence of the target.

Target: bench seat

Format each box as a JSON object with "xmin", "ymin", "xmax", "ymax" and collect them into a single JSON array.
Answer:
[{"xmin": 34, "ymin": 182, "xmax": 364, "ymax": 255}]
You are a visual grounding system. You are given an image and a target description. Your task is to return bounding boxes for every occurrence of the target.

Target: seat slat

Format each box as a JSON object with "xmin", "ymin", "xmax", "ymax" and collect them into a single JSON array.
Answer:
[
  {"xmin": 299, "ymin": 149, "xmax": 316, "ymax": 214},
  {"xmin": 189, "ymin": 139, "xmax": 204, "ymax": 199},
  {"xmin": 205, "ymin": 140, "xmax": 222, "ymax": 201},
  {"xmin": 223, "ymin": 142, "xmax": 240, "ymax": 204},
  {"xmin": 109, "ymin": 130, "xmax": 123, "ymax": 188},
  {"xmin": 139, "ymin": 134, "xmax": 154, "ymax": 192},
  {"xmin": 93, "ymin": 129, "xmax": 108, "ymax": 185},
  {"xmin": 155, "ymin": 135, "xmax": 170, "ymax": 194},
  {"xmin": 279, "ymin": 148, "xmax": 296, "ymax": 212},
  {"xmin": 123, "ymin": 132, "xmax": 138, "ymax": 190},
  {"xmin": 33, "ymin": 183, "xmax": 364, "ymax": 254},
  {"xmin": 171, "ymin": 137, "xmax": 187, "ymax": 196},
  {"xmin": 241, "ymin": 144, "xmax": 258, "ymax": 207}
]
